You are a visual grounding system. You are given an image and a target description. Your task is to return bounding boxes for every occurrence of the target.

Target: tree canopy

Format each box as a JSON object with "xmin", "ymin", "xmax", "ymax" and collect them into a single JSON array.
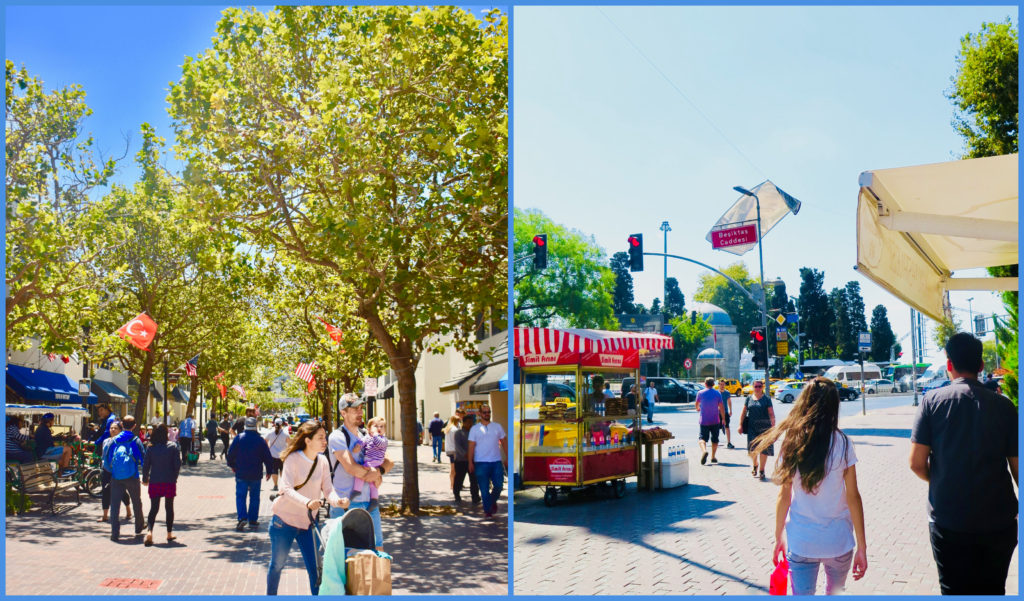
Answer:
[
  {"xmin": 693, "ymin": 262, "xmax": 760, "ymax": 347},
  {"xmin": 869, "ymin": 304, "xmax": 896, "ymax": 363}
]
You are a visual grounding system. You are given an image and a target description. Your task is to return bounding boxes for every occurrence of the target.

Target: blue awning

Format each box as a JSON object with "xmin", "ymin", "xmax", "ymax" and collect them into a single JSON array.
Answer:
[
  {"xmin": 5, "ymin": 364, "xmax": 98, "ymax": 405},
  {"xmin": 92, "ymin": 379, "xmax": 130, "ymax": 405}
]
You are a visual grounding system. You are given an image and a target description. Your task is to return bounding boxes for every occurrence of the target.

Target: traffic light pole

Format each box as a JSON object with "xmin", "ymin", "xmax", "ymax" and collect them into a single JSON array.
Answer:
[{"xmin": 754, "ymin": 194, "xmax": 771, "ymax": 400}]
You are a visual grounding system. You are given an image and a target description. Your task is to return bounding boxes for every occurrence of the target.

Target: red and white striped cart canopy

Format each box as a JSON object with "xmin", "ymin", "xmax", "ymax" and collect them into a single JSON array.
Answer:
[{"xmin": 514, "ymin": 327, "xmax": 674, "ymax": 356}]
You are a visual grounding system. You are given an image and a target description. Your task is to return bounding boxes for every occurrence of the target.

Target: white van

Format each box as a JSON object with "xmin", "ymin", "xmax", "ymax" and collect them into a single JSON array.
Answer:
[
  {"xmin": 915, "ymin": 365, "xmax": 949, "ymax": 388},
  {"xmin": 822, "ymin": 362, "xmax": 882, "ymax": 386}
]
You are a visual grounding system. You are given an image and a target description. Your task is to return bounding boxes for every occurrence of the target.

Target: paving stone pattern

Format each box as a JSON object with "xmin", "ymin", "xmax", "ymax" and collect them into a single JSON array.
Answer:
[
  {"xmin": 6, "ymin": 441, "xmax": 507, "ymax": 595},
  {"xmin": 514, "ymin": 405, "xmax": 1018, "ymax": 595}
]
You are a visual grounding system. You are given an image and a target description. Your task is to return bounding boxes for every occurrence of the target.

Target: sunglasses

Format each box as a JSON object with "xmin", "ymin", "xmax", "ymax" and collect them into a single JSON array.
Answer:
[{"xmin": 754, "ymin": 384, "xmax": 764, "ymax": 388}]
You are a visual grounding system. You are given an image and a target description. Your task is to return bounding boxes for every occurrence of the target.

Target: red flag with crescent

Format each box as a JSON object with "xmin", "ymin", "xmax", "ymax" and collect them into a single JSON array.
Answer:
[
  {"xmin": 116, "ymin": 313, "xmax": 158, "ymax": 351},
  {"xmin": 321, "ymin": 319, "xmax": 342, "ymax": 344},
  {"xmin": 217, "ymin": 383, "xmax": 227, "ymax": 399}
]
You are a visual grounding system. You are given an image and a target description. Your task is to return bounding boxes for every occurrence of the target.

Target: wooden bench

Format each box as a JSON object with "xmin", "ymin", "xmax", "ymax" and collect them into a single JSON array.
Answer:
[{"xmin": 14, "ymin": 460, "xmax": 80, "ymax": 514}]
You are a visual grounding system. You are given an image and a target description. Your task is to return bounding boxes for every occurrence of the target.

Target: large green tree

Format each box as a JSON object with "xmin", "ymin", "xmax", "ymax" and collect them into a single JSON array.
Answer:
[
  {"xmin": 693, "ymin": 262, "xmax": 760, "ymax": 349},
  {"xmin": 869, "ymin": 304, "xmax": 896, "ymax": 363},
  {"xmin": 167, "ymin": 6, "xmax": 507, "ymax": 511},
  {"xmin": 663, "ymin": 277, "xmax": 686, "ymax": 319},
  {"xmin": 513, "ymin": 208, "xmax": 616, "ymax": 329},
  {"xmin": 663, "ymin": 314, "xmax": 711, "ymax": 378},
  {"xmin": 797, "ymin": 268, "xmax": 832, "ymax": 359},
  {"xmin": 609, "ymin": 252, "xmax": 635, "ymax": 315}
]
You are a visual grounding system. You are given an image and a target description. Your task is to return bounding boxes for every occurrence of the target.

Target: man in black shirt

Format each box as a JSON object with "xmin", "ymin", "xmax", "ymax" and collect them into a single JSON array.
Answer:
[{"xmin": 910, "ymin": 332, "xmax": 1018, "ymax": 595}]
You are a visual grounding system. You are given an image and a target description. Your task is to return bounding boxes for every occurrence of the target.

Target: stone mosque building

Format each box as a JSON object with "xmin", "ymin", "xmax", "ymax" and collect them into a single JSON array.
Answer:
[{"xmin": 691, "ymin": 302, "xmax": 741, "ymax": 379}]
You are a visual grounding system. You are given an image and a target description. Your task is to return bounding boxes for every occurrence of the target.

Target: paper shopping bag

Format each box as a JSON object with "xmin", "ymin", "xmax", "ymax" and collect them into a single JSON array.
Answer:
[{"xmin": 345, "ymin": 552, "xmax": 392, "ymax": 595}]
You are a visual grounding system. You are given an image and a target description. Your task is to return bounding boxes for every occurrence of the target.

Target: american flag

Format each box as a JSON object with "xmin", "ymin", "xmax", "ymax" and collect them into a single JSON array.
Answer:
[
  {"xmin": 231, "ymin": 384, "xmax": 246, "ymax": 399},
  {"xmin": 184, "ymin": 354, "xmax": 200, "ymax": 377},
  {"xmin": 295, "ymin": 361, "xmax": 317, "ymax": 383}
]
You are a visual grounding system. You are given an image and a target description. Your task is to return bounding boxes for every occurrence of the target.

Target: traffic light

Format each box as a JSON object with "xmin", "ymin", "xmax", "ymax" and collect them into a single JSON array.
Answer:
[
  {"xmin": 627, "ymin": 234, "xmax": 643, "ymax": 272},
  {"xmin": 750, "ymin": 327, "xmax": 767, "ymax": 369},
  {"xmin": 532, "ymin": 234, "xmax": 547, "ymax": 270}
]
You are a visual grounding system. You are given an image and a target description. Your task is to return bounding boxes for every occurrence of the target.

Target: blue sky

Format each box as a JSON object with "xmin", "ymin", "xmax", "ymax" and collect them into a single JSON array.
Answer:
[{"xmin": 514, "ymin": 5, "xmax": 1016, "ymax": 358}]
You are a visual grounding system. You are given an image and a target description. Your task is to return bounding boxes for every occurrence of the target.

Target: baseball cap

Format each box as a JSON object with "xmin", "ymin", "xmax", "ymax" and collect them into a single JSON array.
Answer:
[
  {"xmin": 42, "ymin": 413, "xmax": 54, "ymax": 421},
  {"xmin": 339, "ymin": 393, "xmax": 365, "ymax": 412},
  {"xmin": 244, "ymin": 416, "xmax": 258, "ymax": 430},
  {"xmin": 274, "ymin": 418, "xmax": 284, "ymax": 425}
]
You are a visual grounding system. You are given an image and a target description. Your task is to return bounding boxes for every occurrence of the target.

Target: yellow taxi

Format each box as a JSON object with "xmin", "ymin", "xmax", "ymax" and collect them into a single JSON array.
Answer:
[{"xmin": 717, "ymin": 378, "xmax": 743, "ymax": 395}]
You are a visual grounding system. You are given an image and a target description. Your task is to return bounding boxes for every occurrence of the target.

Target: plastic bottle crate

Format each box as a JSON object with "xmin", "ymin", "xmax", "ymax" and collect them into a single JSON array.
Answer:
[{"xmin": 660, "ymin": 443, "xmax": 689, "ymax": 488}]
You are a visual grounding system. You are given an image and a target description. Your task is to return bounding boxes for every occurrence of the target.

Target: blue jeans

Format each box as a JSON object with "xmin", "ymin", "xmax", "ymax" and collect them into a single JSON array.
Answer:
[
  {"xmin": 647, "ymin": 400, "xmax": 655, "ymax": 423},
  {"xmin": 235, "ymin": 477, "xmax": 261, "ymax": 523},
  {"xmin": 330, "ymin": 502, "xmax": 383, "ymax": 548},
  {"xmin": 267, "ymin": 515, "xmax": 319, "ymax": 595},
  {"xmin": 431, "ymin": 434, "xmax": 444, "ymax": 461},
  {"xmin": 787, "ymin": 549, "xmax": 853, "ymax": 595},
  {"xmin": 474, "ymin": 461, "xmax": 504, "ymax": 512}
]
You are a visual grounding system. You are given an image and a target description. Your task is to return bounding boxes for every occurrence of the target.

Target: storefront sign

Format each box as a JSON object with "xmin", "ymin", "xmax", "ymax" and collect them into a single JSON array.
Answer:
[{"xmin": 547, "ymin": 457, "xmax": 576, "ymax": 482}]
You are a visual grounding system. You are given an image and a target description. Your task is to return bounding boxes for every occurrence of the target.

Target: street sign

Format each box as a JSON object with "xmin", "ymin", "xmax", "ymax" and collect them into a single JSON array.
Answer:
[
  {"xmin": 363, "ymin": 377, "xmax": 378, "ymax": 396},
  {"xmin": 776, "ymin": 327, "xmax": 788, "ymax": 341},
  {"xmin": 775, "ymin": 314, "xmax": 787, "ymax": 326},
  {"xmin": 710, "ymin": 223, "xmax": 758, "ymax": 249},
  {"xmin": 684, "ymin": 358, "xmax": 692, "ymax": 370},
  {"xmin": 776, "ymin": 341, "xmax": 789, "ymax": 355},
  {"xmin": 858, "ymin": 331, "xmax": 871, "ymax": 353},
  {"xmin": 786, "ymin": 312, "xmax": 799, "ymax": 324}
]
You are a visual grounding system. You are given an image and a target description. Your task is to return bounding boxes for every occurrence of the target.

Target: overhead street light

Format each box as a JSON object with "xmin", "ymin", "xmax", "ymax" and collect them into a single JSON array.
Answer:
[{"xmin": 733, "ymin": 185, "xmax": 772, "ymax": 398}]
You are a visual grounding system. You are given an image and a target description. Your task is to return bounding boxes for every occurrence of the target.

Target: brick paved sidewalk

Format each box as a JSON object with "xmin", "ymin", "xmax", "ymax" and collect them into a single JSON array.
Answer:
[
  {"xmin": 5, "ymin": 442, "xmax": 507, "ymax": 595},
  {"xmin": 514, "ymin": 405, "xmax": 1018, "ymax": 595}
]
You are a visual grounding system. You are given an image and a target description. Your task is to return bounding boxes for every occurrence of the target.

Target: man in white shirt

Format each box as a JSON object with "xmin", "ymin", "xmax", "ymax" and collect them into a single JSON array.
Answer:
[
  {"xmin": 644, "ymin": 381, "xmax": 659, "ymax": 424},
  {"xmin": 263, "ymin": 418, "xmax": 291, "ymax": 491},
  {"xmin": 468, "ymin": 404, "xmax": 507, "ymax": 518}
]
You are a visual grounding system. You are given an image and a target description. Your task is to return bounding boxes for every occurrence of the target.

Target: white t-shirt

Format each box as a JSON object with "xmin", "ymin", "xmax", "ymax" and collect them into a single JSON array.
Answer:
[
  {"xmin": 602, "ymin": 389, "xmax": 616, "ymax": 399},
  {"xmin": 264, "ymin": 429, "xmax": 290, "ymax": 459},
  {"xmin": 644, "ymin": 387, "xmax": 658, "ymax": 404},
  {"xmin": 783, "ymin": 430, "xmax": 858, "ymax": 558},
  {"xmin": 327, "ymin": 425, "xmax": 364, "ymax": 496},
  {"xmin": 445, "ymin": 427, "xmax": 457, "ymax": 455},
  {"xmin": 468, "ymin": 421, "xmax": 506, "ymax": 463}
]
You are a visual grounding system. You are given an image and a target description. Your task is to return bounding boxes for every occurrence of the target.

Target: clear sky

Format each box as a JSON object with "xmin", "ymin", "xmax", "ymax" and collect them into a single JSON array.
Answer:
[{"xmin": 514, "ymin": 5, "xmax": 1016, "ymax": 359}]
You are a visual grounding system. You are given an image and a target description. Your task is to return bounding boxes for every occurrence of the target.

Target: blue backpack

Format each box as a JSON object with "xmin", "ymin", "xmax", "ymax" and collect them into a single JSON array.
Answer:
[{"xmin": 110, "ymin": 437, "xmax": 140, "ymax": 480}]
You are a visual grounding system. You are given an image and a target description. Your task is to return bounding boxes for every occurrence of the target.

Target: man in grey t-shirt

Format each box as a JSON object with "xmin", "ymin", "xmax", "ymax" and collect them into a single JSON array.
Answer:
[
  {"xmin": 910, "ymin": 332, "xmax": 1019, "ymax": 595},
  {"xmin": 452, "ymin": 414, "xmax": 479, "ymax": 504}
]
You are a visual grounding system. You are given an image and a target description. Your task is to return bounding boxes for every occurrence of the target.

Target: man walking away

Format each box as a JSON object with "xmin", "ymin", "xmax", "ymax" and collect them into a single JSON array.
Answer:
[
  {"xmin": 644, "ymin": 381, "xmax": 659, "ymax": 424},
  {"xmin": 264, "ymin": 418, "xmax": 290, "ymax": 491},
  {"xmin": 910, "ymin": 332, "xmax": 1018, "ymax": 595},
  {"xmin": 217, "ymin": 415, "xmax": 231, "ymax": 459},
  {"xmin": 227, "ymin": 416, "xmax": 275, "ymax": 531},
  {"xmin": 717, "ymin": 380, "xmax": 735, "ymax": 449},
  {"xmin": 468, "ymin": 405, "xmax": 507, "ymax": 518},
  {"xmin": 428, "ymin": 412, "xmax": 445, "ymax": 463},
  {"xmin": 107, "ymin": 415, "xmax": 146, "ymax": 541},
  {"xmin": 695, "ymin": 378, "xmax": 725, "ymax": 465},
  {"xmin": 206, "ymin": 413, "xmax": 220, "ymax": 460},
  {"xmin": 453, "ymin": 414, "xmax": 480, "ymax": 504},
  {"xmin": 178, "ymin": 412, "xmax": 196, "ymax": 466}
]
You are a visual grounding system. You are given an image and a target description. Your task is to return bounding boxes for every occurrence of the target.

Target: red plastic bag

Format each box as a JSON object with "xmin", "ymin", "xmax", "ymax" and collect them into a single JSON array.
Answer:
[{"xmin": 770, "ymin": 557, "xmax": 789, "ymax": 595}]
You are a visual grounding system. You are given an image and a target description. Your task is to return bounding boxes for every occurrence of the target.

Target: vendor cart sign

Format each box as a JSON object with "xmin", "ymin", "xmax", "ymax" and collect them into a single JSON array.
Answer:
[
  {"xmin": 522, "ymin": 352, "xmax": 563, "ymax": 366},
  {"xmin": 547, "ymin": 457, "xmax": 576, "ymax": 482},
  {"xmin": 597, "ymin": 353, "xmax": 624, "ymax": 367},
  {"xmin": 710, "ymin": 223, "xmax": 758, "ymax": 249}
]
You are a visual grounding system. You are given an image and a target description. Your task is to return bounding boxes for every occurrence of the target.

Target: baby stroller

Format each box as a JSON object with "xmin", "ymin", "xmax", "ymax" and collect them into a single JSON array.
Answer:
[
  {"xmin": 309, "ymin": 507, "xmax": 388, "ymax": 595},
  {"xmin": 187, "ymin": 436, "xmax": 201, "ymax": 466}
]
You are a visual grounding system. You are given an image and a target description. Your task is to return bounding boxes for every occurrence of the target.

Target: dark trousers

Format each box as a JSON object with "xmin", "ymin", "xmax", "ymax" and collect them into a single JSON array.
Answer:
[
  {"xmin": 219, "ymin": 435, "xmax": 229, "ymax": 457},
  {"xmin": 235, "ymin": 477, "xmax": 261, "ymax": 523},
  {"xmin": 147, "ymin": 496, "xmax": 175, "ymax": 533},
  {"xmin": 207, "ymin": 436, "xmax": 218, "ymax": 459},
  {"xmin": 179, "ymin": 437, "xmax": 192, "ymax": 464},
  {"xmin": 101, "ymin": 469, "xmax": 131, "ymax": 511},
  {"xmin": 929, "ymin": 521, "xmax": 1018, "ymax": 595},
  {"xmin": 110, "ymin": 477, "xmax": 145, "ymax": 538},
  {"xmin": 453, "ymin": 459, "xmax": 480, "ymax": 502}
]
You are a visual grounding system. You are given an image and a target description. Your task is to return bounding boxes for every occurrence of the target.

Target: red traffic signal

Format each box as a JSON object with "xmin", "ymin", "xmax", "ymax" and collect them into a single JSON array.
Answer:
[
  {"xmin": 532, "ymin": 235, "xmax": 545, "ymax": 247},
  {"xmin": 627, "ymin": 233, "xmax": 643, "ymax": 272},
  {"xmin": 750, "ymin": 328, "xmax": 765, "ymax": 342},
  {"xmin": 628, "ymin": 236, "xmax": 641, "ymax": 247},
  {"xmin": 532, "ymin": 233, "xmax": 547, "ymax": 269}
]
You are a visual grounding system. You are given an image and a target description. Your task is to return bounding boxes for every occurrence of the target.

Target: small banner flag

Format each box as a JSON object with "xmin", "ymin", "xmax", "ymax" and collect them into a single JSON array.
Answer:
[
  {"xmin": 46, "ymin": 353, "xmax": 57, "ymax": 361},
  {"xmin": 307, "ymin": 377, "xmax": 316, "ymax": 393},
  {"xmin": 184, "ymin": 354, "xmax": 200, "ymax": 377},
  {"xmin": 217, "ymin": 382, "xmax": 227, "ymax": 399},
  {"xmin": 321, "ymin": 319, "xmax": 343, "ymax": 344},
  {"xmin": 116, "ymin": 312, "xmax": 158, "ymax": 351},
  {"xmin": 295, "ymin": 361, "xmax": 316, "ymax": 383},
  {"xmin": 231, "ymin": 384, "xmax": 246, "ymax": 399}
]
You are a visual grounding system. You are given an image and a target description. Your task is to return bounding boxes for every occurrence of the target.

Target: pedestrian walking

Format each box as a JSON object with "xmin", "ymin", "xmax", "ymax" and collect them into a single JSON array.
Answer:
[
  {"xmin": 695, "ymin": 378, "xmax": 726, "ymax": 465},
  {"xmin": 328, "ymin": 394, "xmax": 392, "ymax": 551},
  {"xmin": 266, "ymin": 420, "xmax": 349, "ymax": 596},
  {"xmin": 737, "ymin": 379, "xmax": 776, "ymax": 480},
  {"xmin": 453, "ymin": 414, "xmax": 480, "ymax": 504},
  {"xmin": 177, "ymin": 413, "xmax": 196, "ymax": 466},
  {"xmin": 428, "ymin": 412, "xmax": 445, "ymax": 463},
  {"xmin": 909, "ymin": 332, "xmax": 1018, "ymax": 595},
  {"xmin": 644, "ymin": 381, "xmax": 659, "ymax": 424},
  {"xmin": 753, "ymin": 377, "xmax": 868, "ymax": 595},
  {"xmin": 94, "ymin": 403, "xmax": 118, "ymax": 451},
  {"xmin": 717, "ymin": 380, "xmax": 736, "ymax": 449},
  {"xmin": 226, "ymin": 416, "xmax": 275, "ymax": 531},
  {"xmin": 603, "ymin": 382, "xmax": 615, "ymax": 399},
  {"xmin": 217, "ymin": 415, "xmax": 231, "ymax": 459},
  {"xmin": 625, "ymin": 384, "xmax": 639, "ymax": 413},
  {"xmin": 107, "ymin": 415, "xmax": 146, "ymax": 541},
  {"xmin": 233, "ymin": 406, "xmax": 258, "ymax": 436},
  {"xmin": 468, "ymin": 404, "xmax": 507, "ymax": 518},
  {"xmin": 142, "ymin": 424, "xmax": 181, "ymax": 546},
  {"xmin": 96, "ymin": 421, "xmax": 132, "ymax": 523},
  {"xmin": 264, "ymin": 418, "xmax": 291, "ymax": 492},
  {"xmin": 444, "ymin": 415, "xmax": 461, "ymax": 490},
  {"xmin": 206, "ymin": 413, "xmax": 220, "ymax": 460}
]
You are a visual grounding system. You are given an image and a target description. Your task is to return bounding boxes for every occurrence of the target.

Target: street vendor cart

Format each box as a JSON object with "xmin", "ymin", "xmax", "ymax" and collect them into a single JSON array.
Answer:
[{"xmin": 514, "ymin": 327, "xmax": 674, "ymax": 506}]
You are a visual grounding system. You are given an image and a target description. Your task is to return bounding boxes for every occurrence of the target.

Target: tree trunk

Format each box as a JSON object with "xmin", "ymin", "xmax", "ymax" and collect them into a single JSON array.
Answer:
[
  {"xmin": 185, "ymin": 375, "xmax": 198, "ymax": 417},
  {"xmin": 132, "ymin": 351, "xmax": 156, "ymax": 426},
  {"xmin": 395, "ymin": 361, "xmax": 420, "ymax": 513},
  {"xmin": 322, "ymin": 379, "xmax": 334, "ymax": 431}
]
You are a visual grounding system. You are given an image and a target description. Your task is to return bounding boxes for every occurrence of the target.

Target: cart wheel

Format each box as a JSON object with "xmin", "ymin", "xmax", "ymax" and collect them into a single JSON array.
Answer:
[
  {"xmin": 543, "ymin": 488, "xmax": 558, "ymax": 507},
  {"xmin": 613, "ymin": 479, "xmax": 627, "ymax": 498},
  {"xmin": 85, "ymin": 469, "xmax": 103, "ymax": 498}
]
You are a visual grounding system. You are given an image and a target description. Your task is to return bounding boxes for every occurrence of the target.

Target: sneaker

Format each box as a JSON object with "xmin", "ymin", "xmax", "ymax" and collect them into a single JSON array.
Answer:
[
  {"xmin": 727, "ymin": 443, "xmax": 736, "ymax": 449},
  {"xmin": 248, "ymin": 521, "xmax": 259, "ymax": 529},
  {"xmin": 236, "ymin": 520, "xmax": 247, "ymax": 532},
  {"xmin": 759, "ymin": 471, "xmax": 766, "ymax": 481},
  {"xmin": 484, "ymin": 511, "xmax": 493, "ymax": 518},
  {"xmin": 700, "ymin": 452, "xmax": 708, "ymax": 465},
  {"xmin": 490, "ymin": 502, "xmax": 498, "ymax": 514},
  {"xmin": 711, "ymin": 457, "xmax": 718, "ymax": 464},
  {"xmin": 60, "ymin": 468, "xmax": 77, "ymax": 477},
  {"xmin": 272, "ymin": 485, "xmax": 278, "ymax": 491},
  {"xmin": 471, "ymin": 498, "xmax": 481, "ymax": 504}
]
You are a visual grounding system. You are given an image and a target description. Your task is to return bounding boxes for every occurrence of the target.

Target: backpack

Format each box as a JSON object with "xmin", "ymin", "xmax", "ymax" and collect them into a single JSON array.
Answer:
[
  {"xmin": 325, "ymin": 425, "xmax": 366, "ymax": 480},
  {"xmin": 110, "ymin": 437, "xmax": 140, "ymax": 480}
]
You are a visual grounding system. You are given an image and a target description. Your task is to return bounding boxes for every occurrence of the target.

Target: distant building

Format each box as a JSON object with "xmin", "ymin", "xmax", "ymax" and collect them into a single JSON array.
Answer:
[{"xmin": 691, "ymin": 302, "xmax": 740, "ymax": 379}]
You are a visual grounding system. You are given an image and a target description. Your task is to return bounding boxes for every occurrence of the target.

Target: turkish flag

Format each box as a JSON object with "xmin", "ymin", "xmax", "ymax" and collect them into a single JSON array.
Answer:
[
  {"xmin": 217, "ymin": 383, "xmax": 227, "ymax": 399},
  {"xmin": 307, "ymin": 376, "xmax": 316, "ymax": 393},
  {"xmin": 116, "ymin": 312, "xmax": 158, "ymax": 351},
  {"xmin": 321, "ymin": 320, "xmax": 342, "ymax": 344}
]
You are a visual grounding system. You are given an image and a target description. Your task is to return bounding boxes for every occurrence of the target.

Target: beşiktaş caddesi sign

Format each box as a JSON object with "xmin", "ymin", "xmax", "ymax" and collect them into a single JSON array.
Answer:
[{"xmin": 711, "ymin": 223, "xmax": 758, "ymax": 249}]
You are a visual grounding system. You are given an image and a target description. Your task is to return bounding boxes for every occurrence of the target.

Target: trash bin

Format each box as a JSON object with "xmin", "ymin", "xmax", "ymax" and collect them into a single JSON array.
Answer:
[{"xmin": 659, "ymin": 442, "xmax": 689, "ymax": 488}]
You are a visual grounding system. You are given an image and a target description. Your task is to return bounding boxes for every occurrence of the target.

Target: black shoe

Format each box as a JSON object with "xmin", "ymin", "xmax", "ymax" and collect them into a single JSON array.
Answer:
[
  {"xmin": 367, "ymin": 499, "xmax": 379, "ymax": 512},
  {"xmin": 727, "ymin": 443, "xmax": 736, "ymax": 449},
  {"xmin": 454, "ymin": 494, "xmax": 462, "ymax": 503},
  {"xmin": 711, "ymin": 457, "xmax": 718, "ymax": 464},
  {"xmin": 110, "ymin": 534, "xmax": 118, "ymax": 542},
  {"xmin": 236, "ymin": 520, "xmax": 246, "ymax": 532},
  {"xmin": 700, "ymin": 452, "xmax": 708, "ymax": 465},
  {"xmin": 472, "ymin": 498, "xmax": 481, "ymax": 505},
  {"xmin": 759, "ymin": 471, "xmax": 767, "ymax": 481},
  {"xmin": 248, "ymin": 521, "xmax": 259, "ymax": 529}
]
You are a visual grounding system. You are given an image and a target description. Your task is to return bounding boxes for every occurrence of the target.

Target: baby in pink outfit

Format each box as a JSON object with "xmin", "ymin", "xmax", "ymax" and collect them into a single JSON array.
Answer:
[{"xmin": 352, "ymin": 416, "xmax": 387, "ymax": 511}]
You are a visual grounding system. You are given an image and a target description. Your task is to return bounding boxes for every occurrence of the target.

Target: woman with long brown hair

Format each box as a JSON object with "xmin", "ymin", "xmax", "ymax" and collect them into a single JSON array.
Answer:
[
  {"xmin": 752, "ymin": 377, "xmax": 868, "ymax": 595},
  {"xmin": 267, "ymin": 420, "xmax": 348, "ymax": 595}
]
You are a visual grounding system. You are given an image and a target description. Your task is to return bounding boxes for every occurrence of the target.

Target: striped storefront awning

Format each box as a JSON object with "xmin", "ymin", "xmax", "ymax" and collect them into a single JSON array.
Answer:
[{"xmin": 513, "ymin": 327, "xmax": 674, "ymax": 356}]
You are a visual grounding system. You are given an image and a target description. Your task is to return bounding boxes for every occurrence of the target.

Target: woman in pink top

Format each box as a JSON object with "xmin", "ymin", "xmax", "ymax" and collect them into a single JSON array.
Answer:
[{"xmin": 267, "ymin": 421, "xmax": 348, "ymax": 595}]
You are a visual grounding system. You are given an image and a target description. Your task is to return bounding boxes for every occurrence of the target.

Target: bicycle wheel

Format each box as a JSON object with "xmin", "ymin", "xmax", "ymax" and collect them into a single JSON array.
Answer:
[{"xmin": 85, "ymin": 469, "xmax": 103, "ymax": 498}]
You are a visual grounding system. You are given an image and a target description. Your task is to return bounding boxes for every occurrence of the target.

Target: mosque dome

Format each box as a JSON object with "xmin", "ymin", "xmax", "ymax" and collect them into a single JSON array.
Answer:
[{"xmin": 690, "ymin": 302, "xmax": 734, "ymax": 327}]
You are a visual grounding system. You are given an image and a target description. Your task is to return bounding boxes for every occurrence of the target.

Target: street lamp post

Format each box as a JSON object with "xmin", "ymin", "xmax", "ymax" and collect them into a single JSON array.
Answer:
[
  {"xmin": 966, "ymin": 297, "xmax": 974, "ymax": 335},
  {"xmin": 734, "ymin": 186, "xmax": 772, "ymax": 399},
  {"xmin": 81, "ymin": 323, "xmax": 91, "ymax": 411}
]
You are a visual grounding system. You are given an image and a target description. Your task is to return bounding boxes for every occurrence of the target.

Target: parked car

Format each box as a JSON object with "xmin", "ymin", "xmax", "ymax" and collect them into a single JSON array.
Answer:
[
  {"xmin": 837, "ymin": 382, "xmax": 860, "ymax": 402},
  {"xmin": 681, "ymin": 381, "xmax": 703, "ymax": 398},
  {"xmin": 864, "ymin": 379, "xmax": 895, "ymax": 394},
  {"xmin": 620, "ymin": 377, "xmax": 695, "ymax": 403},
  {"xmin": 717, "ymin": 378, "xmax": 743, "ymax": 395},
  {"xmin": 921, "ymin": 379, "xmax": 951, "ymax": 394},
  {"xmin": 773, "ymin": 381, "xmax": 806, "ymax": 403}
]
